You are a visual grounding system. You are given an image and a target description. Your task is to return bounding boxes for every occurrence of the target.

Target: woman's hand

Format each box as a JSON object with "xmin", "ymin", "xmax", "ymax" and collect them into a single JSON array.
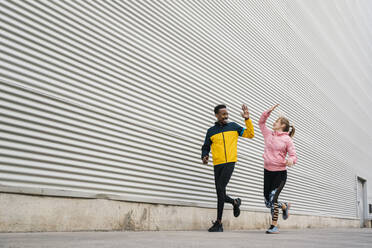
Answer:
[
  {"xmin": 286, "ymin": 159, "xmax": 294, "ymax": 167},
  {"xmin": 241, "ymin": 104, "xmax": 250, "ymax": 120},
  {"xmin": 269, "ymin": 104, "xmax": 280, "ymax": 113}
]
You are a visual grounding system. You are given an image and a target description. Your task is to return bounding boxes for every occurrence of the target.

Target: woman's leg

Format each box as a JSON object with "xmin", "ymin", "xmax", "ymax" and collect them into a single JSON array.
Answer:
[
  {"xmin": 263, "ymin": 169, "xmax": 273, "ymax": 209},
  {"xmin": 270, "ymin": 170, "xmax": 287, "ymax": 226}
]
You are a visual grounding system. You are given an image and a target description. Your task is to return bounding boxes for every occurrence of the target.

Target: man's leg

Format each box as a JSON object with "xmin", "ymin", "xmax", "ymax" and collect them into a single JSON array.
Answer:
[
  {"xmin": 215, "ymin": 162, "xmax": 235, "ymax": 222},
  {"xmin": 223, "ymin": 163, "xmax": 235, "ymax": 205},
  {"xmin": 213, "ymin": 163, "xmax": 225, "ymax": 225},
  {"xmin": 208, "ymin": 163, "xmax": 234, "ymax": 232}
]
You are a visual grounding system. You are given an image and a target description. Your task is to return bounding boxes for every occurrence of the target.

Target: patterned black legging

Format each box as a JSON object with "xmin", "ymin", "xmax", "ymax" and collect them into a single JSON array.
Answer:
[{"xmin": 264, "ymin": 169, "xmax": 287, "ymax": 222}]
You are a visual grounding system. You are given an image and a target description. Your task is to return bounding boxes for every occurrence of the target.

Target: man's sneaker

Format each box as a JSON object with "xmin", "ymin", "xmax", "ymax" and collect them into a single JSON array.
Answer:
[
  {"xmin": 233, "ymin": 198, "xmax": 241, "ymax": 217},
  {"xmin": 208, "ymin": 221, "xmax": 223, "ymax": 232},
  {"xmin": 282, "ymin": 202, "xmax": 291, "ymax": 220},
  {"xmin": 266, "ymin": 225, "xmax": 279, "ymax": 234}
]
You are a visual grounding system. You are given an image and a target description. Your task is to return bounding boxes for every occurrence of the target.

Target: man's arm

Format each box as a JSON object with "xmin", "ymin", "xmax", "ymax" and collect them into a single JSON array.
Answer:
[
  {"xmin": 241, "ymin": 119, "xmax": 255, "ymax": 138},
  {"xmin": 239, "ymin": 104, "xmax": 254, "ymax": 138},
  {"xmin": 201, "ymin": 131, "xmax": 211, "ymax": 164}
]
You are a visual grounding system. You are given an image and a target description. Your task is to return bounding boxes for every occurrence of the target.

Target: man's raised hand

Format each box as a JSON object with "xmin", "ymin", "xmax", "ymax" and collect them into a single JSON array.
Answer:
[{"xmin": 241, "ymin": 104, "xmax": 250, "ymax": 120}]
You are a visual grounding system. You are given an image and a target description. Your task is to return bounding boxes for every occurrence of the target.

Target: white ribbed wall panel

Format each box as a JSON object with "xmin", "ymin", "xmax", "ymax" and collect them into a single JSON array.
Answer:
[{"xmin": 1, "ymin": 0, "xmax": 372, "ymax": 219}]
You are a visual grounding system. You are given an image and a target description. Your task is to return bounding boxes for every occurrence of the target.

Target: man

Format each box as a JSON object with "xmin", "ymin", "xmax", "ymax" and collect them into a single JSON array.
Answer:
[{"xmin": 201, "ymin": 104, "xmax": 255, "ymax": 232}]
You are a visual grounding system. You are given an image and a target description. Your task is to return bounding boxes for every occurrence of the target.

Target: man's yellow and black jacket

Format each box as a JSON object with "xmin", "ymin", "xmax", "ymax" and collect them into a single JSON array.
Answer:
[{"xmin": 201, "ymin": 119, "xmax": 254, "ymax": 166}]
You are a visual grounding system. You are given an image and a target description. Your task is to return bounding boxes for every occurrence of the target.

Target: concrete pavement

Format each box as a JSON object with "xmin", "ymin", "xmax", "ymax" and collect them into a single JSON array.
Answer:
[{"xmin": 0, "ymin": 228, "xmax": 371, "ymax": 248}]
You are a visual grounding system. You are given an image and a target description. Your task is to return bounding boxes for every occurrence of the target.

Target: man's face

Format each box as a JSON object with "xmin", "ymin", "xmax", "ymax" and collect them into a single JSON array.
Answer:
[{"xmin": 215, "ymin": 108, "xmax": 228, "ymax": 124}]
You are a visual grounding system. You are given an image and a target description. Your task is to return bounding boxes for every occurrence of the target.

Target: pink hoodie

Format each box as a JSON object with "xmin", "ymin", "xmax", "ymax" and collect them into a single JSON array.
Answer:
[{"xmin": 259, "ymin": 110, "xmax": 298, "ymax": 171}]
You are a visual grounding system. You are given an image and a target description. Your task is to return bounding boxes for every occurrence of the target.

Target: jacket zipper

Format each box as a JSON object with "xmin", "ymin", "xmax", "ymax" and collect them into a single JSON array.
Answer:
[{"xmin": 222, "ymin": 131, "xmax": 227, "ymax": 163}]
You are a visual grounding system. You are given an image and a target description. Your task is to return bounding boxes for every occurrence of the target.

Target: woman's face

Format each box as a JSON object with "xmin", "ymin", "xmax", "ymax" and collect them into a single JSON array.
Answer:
[{"xmin": 273, "ymin": 118, "xmax": 284, "ymax": 131}]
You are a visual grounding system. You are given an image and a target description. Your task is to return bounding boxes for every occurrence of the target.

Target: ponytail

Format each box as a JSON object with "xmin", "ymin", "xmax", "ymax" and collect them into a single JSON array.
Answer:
[
  {"xmin": 289, "ymin": 125, "xmax": 295, "ymax": 138},
  {"xmin": 279, "ymin": 117, "xmax": 296, "ymax": 138}
]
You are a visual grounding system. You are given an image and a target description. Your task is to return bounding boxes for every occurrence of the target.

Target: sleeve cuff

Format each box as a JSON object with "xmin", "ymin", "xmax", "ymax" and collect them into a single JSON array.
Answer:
[{"xmin": 240, "ymin": 128, "xmax": 246, "ymax": 136}]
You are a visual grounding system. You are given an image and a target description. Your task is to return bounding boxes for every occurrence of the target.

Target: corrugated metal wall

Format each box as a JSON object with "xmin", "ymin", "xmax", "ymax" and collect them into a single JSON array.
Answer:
[{"xmin": 1, "ymin": 0, "xmax": 372, "ymax": 219}]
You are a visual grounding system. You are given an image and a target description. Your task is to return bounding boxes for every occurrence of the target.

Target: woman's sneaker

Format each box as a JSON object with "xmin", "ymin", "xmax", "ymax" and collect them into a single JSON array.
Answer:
[
  {"xmin": 208, "ymin": 221, "xmax": 223, "ymax": 232},
  {"xmin": 266, "ymin": 225, "xmax": 279, "ymax": 234},
  {"xmin": 282, "ymin": 202, "xmax": 291, "ymax": 220},
  {"xmin": 233, "ymin": 198, "xmax": 241, "ymax": 217}
]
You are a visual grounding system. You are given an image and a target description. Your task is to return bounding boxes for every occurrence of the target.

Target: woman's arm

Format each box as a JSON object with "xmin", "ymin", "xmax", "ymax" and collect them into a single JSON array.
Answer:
[
  {"xmin": 286, "ymin": 139, "xmax": 298, "ymax": 166},
  {"xmin": 259, "ymin": 104, "xmax": 279, "ymax": 138}
]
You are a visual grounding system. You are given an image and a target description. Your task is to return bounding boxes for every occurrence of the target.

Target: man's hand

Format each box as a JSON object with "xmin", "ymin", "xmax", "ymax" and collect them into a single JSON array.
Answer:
[
  {"xmin": 202, "ymin": 155, "xmax": 209, "ymax": 165},
  {"xmin": 269, "ymin": 104, "xmax": 280, "ymax": 113},
  {"xmin": 286, "ymin": 159, "xmax": 294, "ymax": 167},
  {"xmin": 241, "ymin": 104, "xmax": 250, "ymax": 120}
]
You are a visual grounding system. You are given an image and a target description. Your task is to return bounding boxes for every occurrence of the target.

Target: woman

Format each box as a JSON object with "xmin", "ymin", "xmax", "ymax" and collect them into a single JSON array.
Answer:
[{"xmin": 259, "ymin": 104, "xmax": 297, "ymax": 234}]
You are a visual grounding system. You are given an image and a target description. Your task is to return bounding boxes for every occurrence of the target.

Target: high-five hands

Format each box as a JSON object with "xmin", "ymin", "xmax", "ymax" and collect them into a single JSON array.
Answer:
[{"xmin": 241, "ymin": 104, "xmax": 250, "ymax": 120}]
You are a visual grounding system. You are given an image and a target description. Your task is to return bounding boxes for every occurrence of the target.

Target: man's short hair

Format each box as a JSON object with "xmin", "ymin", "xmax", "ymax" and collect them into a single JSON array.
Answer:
[{"xmin": 214, "ymin": 104, "xmax": 227, "ymax": 114}]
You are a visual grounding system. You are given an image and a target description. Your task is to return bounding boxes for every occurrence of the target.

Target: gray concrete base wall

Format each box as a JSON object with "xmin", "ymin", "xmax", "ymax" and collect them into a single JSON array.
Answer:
[{"xmin": 0, "ymin": 193, "xmax": 359, "ymax": 232}]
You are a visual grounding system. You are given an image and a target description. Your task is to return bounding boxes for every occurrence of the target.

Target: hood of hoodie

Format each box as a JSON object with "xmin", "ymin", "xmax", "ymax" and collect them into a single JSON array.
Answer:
[{"xmin": 273, "ymin": 130, "xmax": 289, "ymax": 136}]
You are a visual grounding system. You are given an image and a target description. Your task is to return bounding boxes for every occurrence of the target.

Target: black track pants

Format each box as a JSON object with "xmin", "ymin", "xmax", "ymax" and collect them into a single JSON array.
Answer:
[{"xmin": 214, "ymin": 162, "xmax": 235, "ymax": 221}]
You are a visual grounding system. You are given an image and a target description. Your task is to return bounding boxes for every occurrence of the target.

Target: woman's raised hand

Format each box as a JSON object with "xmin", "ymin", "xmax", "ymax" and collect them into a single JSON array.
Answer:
[{"xmin": 269, "ymin": 104, "xmax": 280, "ymax": 113}]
